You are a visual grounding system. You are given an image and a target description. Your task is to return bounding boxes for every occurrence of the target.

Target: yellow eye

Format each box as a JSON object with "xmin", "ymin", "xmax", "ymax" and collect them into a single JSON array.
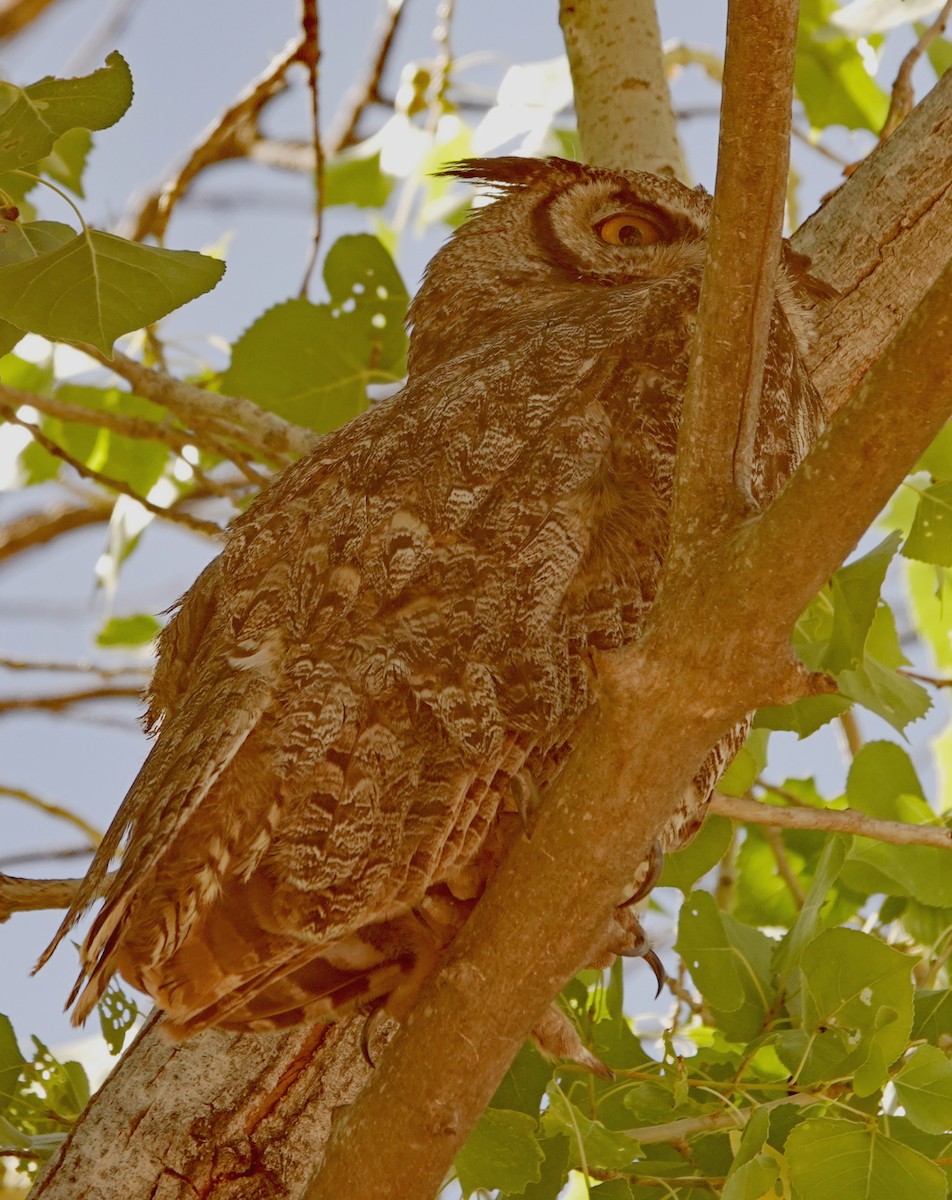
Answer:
[{"xmin": 595, "ymin": 211, "xmax": 665, "ymax": 248}]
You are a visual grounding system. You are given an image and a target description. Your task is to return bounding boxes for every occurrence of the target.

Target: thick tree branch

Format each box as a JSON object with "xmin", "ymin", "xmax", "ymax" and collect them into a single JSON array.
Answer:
[
  {"xmin": 793, "ymin": 67, "xmax": 952, "ymax": 411},
  {"xmin": 668, "ymin": 0, "xmax": 799, "ymax": 558},
  {"xmin": 710, "ymin": 793, "xmax": 952, "ymax": 848},
  {"xmin": 559, "ymin": 0, "xmax": 688, "ymax": 178},
  {"xmin": 0, "ymin": 873, "xmax": 92, "ymax": 922}
]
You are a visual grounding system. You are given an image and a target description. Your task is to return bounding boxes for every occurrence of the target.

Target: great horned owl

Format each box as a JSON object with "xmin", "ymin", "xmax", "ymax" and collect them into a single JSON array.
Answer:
[{"xmin": 40, "ymin": 157, "xmax": 829, "ymax": 1051}]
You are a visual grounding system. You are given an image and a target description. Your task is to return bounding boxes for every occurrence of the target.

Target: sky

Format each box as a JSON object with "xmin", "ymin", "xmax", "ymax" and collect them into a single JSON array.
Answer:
[{"xmin": 0, "ymin": 0, "xmax": 940, "ymax": 1063}]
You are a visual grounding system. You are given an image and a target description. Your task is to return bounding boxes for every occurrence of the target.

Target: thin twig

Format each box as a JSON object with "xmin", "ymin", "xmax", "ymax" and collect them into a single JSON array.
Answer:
[
  {"xmin": 623, "ymin": 1091, "xmax": 821, "ymax": 1144},
  {"xmin": 0, "ymin": 685, "xmax": 143, "ymax": 716},
  {"xmin": 710, "ymin": 792, "xmax": 952, "ymax": 849},
  {"xmin": 0, "ymin": 404, "xmax": 221, "ymax": 537},
  {"xmin": 0, "ymin": 871, "xmax": 107, "ymax": 922},
  {"xmin": 298, "ymin": 0, "xmax": 324, "ymax": 299},
  {"xmin": 0, "ymin": 846, "xmax": 95, "ymax": 870},
  {"xmin": 325, "ymin": 0, "xmax": 408, "ymax": 153},
  {"xmin": 425, "ymin": 0, "xmax": 455, "ymax": 134},
  {"xmin": 125, "ymin": 38, "xmax": 306, "ymax": 243},
  {"xmin": 0, "ymin": 657, "xmax": 149, "ymax": 677},
  {"xmin": 0, "ymin": 784, "xmax": 102, "ymax": 846},
  {"xmin": 0, "ymin": 0, "xmax": 58, "ymax": 38},
  {"xmin": 1, "ymin": 381, "xmax": 256, "ymax": 500},
  {"xmin": 880, "ymin": 0, "xmax": 952, "ymax": 141},
  {"xmin": 0, "ymin": 501, "xmax": 111, "ymax": 564},
  {"xmin": 838, "ymin": 709, "xmax": 863, "ymax": 759},
  {"xmin": 762, "ymin": 826, "xmax": 805, "ymax": 908}
]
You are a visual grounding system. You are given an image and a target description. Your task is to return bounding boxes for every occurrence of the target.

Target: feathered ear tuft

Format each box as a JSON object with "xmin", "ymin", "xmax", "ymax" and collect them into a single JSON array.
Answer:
[{"xmin": 439, "ymin": 155, "xmax": 584, "ymax": 191}]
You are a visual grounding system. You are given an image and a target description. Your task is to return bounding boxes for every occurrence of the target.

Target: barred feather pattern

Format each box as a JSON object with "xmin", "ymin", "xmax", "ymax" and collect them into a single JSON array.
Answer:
[{"xmin": 40, "ymin": 157, "xmax": 829, "ymax": 1042}]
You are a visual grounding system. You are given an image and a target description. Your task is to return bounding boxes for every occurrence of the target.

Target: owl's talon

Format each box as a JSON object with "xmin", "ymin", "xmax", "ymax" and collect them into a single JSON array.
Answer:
[
  {"xmin": 644, "ymin": 948, "xmax": 665, "ymax": 999},
  {"xmin": 359, "ymin": 1004, "xmax": 387, "ymax": 1068}
]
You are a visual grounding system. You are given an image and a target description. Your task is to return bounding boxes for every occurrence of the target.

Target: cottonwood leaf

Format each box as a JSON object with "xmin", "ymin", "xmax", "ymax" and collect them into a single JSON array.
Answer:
[
  {"xmin": 222, "ymin": 235, "xmax": 407, "ymax": 432},
  {"xmin": 455, "ymin": 1108, "xmax": 544, "ymax": 1196},
  {"xmin": 659, "ymin": 814, "xmax": 732, "ymax": 893},
  {"xmin": 676, "ymin": 891, "xmax": 775, "ymax": 1041},
  {"xmin": 0, "ymin": 229, "xmax": 225, "ymax": 353},
  {"xmin": 796, "ymin": 927, "xmax": 913, "ymax": 1092},
  {"xmin": 893, "ymin": 1046, "xmax": 952, "ymax": 1135},
  {"xmin": 97, "ymin": 613, "xmax": 161, "ymax": 648},
  {"xmin": 0, "ymin": 51, "xmax": 132, "ymax": 172},
  {"xmin": 324, "ymin": 148, "xmax": 394, "ymax": 208},
  {"xmin": 902, "ymin": 481, "xmax": 952, "ymax": 566},
  {"xmin": 796, "ymin": 0, "xmax": 889, "ymax": 131},
  {"xmin": 0, "ymin": 219, "xmax": 75, "ymax": 267},
  {"xmin": 38, "ymin": 127, "xmax": 91, "ymax": 196},
  {"xmin": 787, "ymin": 1118, "xmax": 945, "ymax": 1200},
  {"xmin": 541, "ymin": 1084, "xmax": 641, "ymax": 1171}
]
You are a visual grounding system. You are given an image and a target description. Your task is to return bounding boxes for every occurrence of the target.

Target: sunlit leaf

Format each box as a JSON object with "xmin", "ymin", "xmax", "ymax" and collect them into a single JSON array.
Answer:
[
  {"xmin": 659, "ymin": 814, "xmax": 732, "ymax": 893},
  {"xmin": 893, "ymin": 1045, "xmax": 952, "ymax": 1135},
  {"xmin": 902, "ymin": 481, "xmax": 952, "ymax": 566},
  {"xmin": 0, "ymin": 52, "xmax": 133, "ymax": 172},
  {"xmin": 0, "ymin": 229, "xmax": 225, "ymax": 353},
  {"xmin": 455, "ymin": 1107, "xmax": 544, "ymax": 1196},
  {"xmin": 787, "ymin": 1118, "xmax": 945, "ymax": 1200},
  {"xmin": 38, "ymin": 126, "xmax": 92, "ymax": 196},
  {"xmin": 96, "ymin": 613, "xmax": 161, "ymax": 648}
]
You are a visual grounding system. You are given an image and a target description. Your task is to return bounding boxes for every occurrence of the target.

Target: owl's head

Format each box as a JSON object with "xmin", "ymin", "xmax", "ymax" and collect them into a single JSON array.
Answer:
[{"xmin": 406, "ymin": 156, "xmax": 830, "ymax": 378}]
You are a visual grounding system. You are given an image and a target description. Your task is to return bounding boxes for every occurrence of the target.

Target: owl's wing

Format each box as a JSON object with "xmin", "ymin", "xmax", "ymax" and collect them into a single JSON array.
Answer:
[{"xmin": 44, "ymin": 324, "xmax": 618, "ymax": 1031}]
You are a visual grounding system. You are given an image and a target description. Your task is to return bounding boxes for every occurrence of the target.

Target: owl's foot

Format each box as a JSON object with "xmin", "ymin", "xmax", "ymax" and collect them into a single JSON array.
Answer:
[
  {"xmin": 586, "ymin": 842, "xmax": 666, "ymax": 996},
  {"xmin": 531, "ymin": 1003, "xmax": 613, "ymax": 1079}
]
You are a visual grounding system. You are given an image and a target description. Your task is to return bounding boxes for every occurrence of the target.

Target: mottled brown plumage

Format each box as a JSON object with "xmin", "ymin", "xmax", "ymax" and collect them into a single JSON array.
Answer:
[{"xmin": 40, "ymin": 157, "xmax": 828, "ymax": 1050}]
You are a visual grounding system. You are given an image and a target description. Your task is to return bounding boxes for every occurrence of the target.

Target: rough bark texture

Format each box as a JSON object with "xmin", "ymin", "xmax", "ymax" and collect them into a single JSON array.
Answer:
[
  {"xmin": 31, "ymin": 1013, "xmax": 393, "ymax": 1200},
  {"xmin": 30, "ymin": 26, "xmax": 952, "ymax": 1200},
  {"xmin": 793, "ymin": 67, "xmax": 952, "ymax": 411},
  {"xmin": 559, "ymin": 0, "xmax": 689, "ymax": 179}
]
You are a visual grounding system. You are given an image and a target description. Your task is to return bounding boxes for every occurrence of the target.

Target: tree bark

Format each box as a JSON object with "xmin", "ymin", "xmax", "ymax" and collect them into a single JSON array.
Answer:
[
  {"xmin": 31, "ymin": 20, "xmax": 952, "ymax": 1200},
  {"xmin": 31, "ymin": 1014, "xmax": 393, "ymax": 1200},
  {"xmin": 559, "ymin": 0, "xmax": 689, "ymax": 179}
]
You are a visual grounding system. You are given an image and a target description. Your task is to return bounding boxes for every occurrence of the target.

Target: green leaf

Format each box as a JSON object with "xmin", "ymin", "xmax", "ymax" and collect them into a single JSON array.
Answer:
[
  {"xmin": 755, "ymin": 693, "xmax": 851, "ymax": 737},
  {"xmin": 723, "ymin": 1153, "xmax": 781, "ymax": 1200},
  {"xmin": 902, "ymin": 481, "xmax": 952, "ymax": 566},
  {"xmin": 0, "ymin": 218, "xmax": 75, "ymax": 267},
  {"xmin": 455, "ymin": 1108, "xmax": 544, "ymax": 1196},
  {"xmin": 0, "ymin": 316, "xmax": 22, "ymax": 355},
  {"xmin": 324, "ymin": 148, "xmax": 394, "ymax": 208},
  {"xmin": 96, "ymin": 613, "xmax": 161, "ymax": 648},
  {"xmin": 0, "ymin": 51, "xmax": 133, "ymax": 172},
  {"xmin": 787, "ymin": 1118, "xmax": 946, "ymax": 1200},
  {"xmin": 491, "ymin": 1042, "xmax": 553, "ymax": 1118},
  {"xmin": 659, "ymin": 814, "xmax": 732, "ymax": 893},
  {"xmin": 0, "ymin": 1013, "xmax": 24, "ymax": 1119},
  {"xmin": 718, "ymin": 728, "xmax": 769, "ymax": 796},
  {"xmin": 0, "ymin": 229, "xmax": 225, "ymax": 353},
  {"xmin": 222, "ymin": 235, "xmax": 407, "ymax": 434},
  {"xmin": 775, "ymin": 835, "xmax": 848, "ymax": 977},
  {"xmin": 97, "ymin": 980, "xmax": 139, "ymax": 1055},
  {"xmin": 821, "ymin": 534, "xmax": 900, "ymax": 673},
  {"xmin": 796, "ymin": 0, "xmax": 889, "ymax": 131},
  {"xmin": 676, "ymin": 891, "xmax": 775, "ymax": 1041},
  {"xmin": 913, "ymin": 990, "xmax": 952, "ymax": 1043},
  {"xmin": 38, "ymin": 127, "xmax": 92, "ymax": 197},
  {"xmin": 541, "ymin": 1083, "xmax": 641, "ymax": 1171},
  {"xmin": 797, "ymin": 928, "xmax": 913, "ymax": 1091},
  {"xmin": 893, "ymin": 1046, "xmax": 952, "ymax": 1135},
  {"xmin": 839, "ymin": 742, "xmax": 952, "ymax": 904},
  {"xmin": 904, "ymin": 560, "xmax": 952, "ymax": 670}
]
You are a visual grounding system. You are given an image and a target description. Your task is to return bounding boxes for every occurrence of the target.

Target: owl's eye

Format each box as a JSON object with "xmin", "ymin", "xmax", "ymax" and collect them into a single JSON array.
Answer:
[{"xmin": 594, "ymin": 211, "xmax": 666, "ymax": 248}]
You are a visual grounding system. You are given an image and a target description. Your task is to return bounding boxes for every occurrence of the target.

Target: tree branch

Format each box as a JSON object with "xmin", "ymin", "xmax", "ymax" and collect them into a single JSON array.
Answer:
[
  {"xmin": 0, "ymin": 684, "xmax": 143, "ymax": 716},
  {"xmin": 793, "ymin": 67, "xmax": 952, "ymax": 412},
  {"xmin": 0, "ymin": 872, "xmax": 93, "ymax": 922},
  {"xmin": 710, "ymin": 793, "xmax": 952, "ymax": 848},
  {"xmin": 0, "ymin": 501, "xmax": 110, "ymax": 565},
  {"xmin": 325, "ymin": 0, "xmax": 407, "ymax": 153},
  {"xmin": 559, "ymin": 0, "xmax": 688, "ymax": 178},
  {"xmin": 124, "ymin": 39, "xmax": 305, "ymax": 243},
  {"xmin": 0, "ymin": 784, "xmax": 101, "ymax": 847},
  {"xmin": 0, "ymin": 403, "xmax": 222, "ymax": 537},
  {"xmin": 880, "ymin": 0, "xmax": 952, "ymax": 141},
  {"xmin": 100, "ymin": 349, "xmax": 318, "ymax": 464},
  {"xmin": 624, "ymin": 1091, "xmax": 821, "ymax": 1144},
  {"xmin": 668, "ymin": 0, "xmax": 799, "ymax": 559}
]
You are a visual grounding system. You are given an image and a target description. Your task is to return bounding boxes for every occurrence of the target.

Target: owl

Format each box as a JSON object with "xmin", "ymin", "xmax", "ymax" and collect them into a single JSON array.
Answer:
[{"xmin": 39, "ymin": 157, "xmax": 829, "ymax": 1060}]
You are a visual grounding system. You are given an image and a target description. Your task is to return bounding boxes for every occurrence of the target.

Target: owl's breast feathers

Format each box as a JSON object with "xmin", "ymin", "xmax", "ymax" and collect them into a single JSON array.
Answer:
[{"xmin": 39, "ymin": 309, "xmax": 691, "ymax": 1037}]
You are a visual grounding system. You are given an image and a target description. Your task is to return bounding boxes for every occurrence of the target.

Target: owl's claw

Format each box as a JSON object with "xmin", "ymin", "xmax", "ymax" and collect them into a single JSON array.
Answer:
[
  {"xmin": 359, "ymin": 1003, "xmax": 387, "ymax": 1068},
  {"xmin": 644, "ymin": 948, "xmax": 665, "ymax": 999}
]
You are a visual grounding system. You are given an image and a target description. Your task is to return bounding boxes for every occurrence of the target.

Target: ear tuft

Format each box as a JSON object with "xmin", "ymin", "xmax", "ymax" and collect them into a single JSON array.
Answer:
[{"xmin": 438, "ymin": 156, "xmax": 583, "ymax": 191}]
